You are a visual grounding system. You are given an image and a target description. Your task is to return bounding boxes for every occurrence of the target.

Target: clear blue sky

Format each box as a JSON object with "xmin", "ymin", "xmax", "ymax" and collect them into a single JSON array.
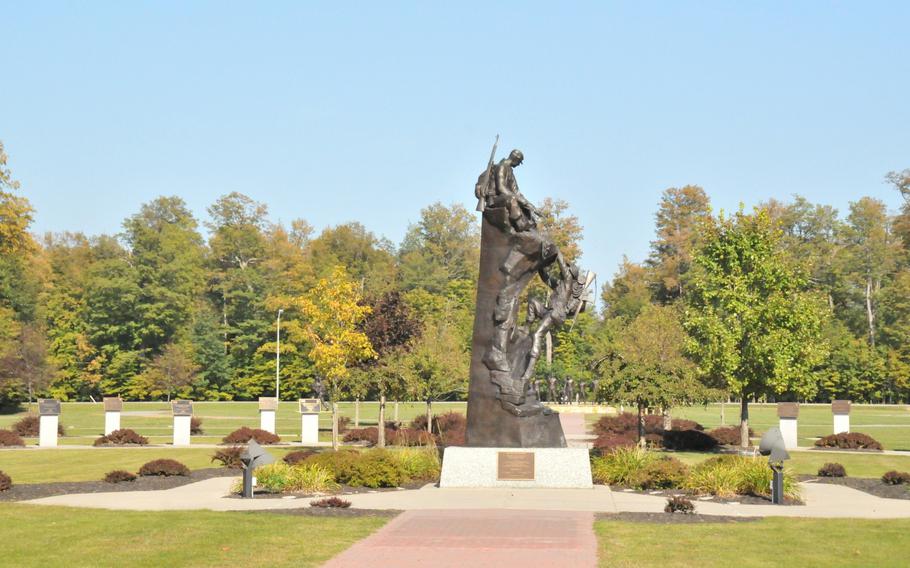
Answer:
[{"xmin": 2, "ymin": 2, "xmax": 909, "ymax": 282}]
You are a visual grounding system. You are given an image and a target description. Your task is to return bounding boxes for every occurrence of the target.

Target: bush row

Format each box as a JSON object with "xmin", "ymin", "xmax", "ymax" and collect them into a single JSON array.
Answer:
[
  {"xmin": 591, "ymin": 447, "xmax": 801, "ymax": 500},
  {"xmin": 0, "ymin": 429, "xmax": 25, "ymax": 447},
  {"xmin": 814, "ymin": 432, "xmax": 883, "ymax": 450},
  {"xmin": 102, "ymin": 459, "xmax": 191, "ymax": 483},
  {"xmin": 591, "ymin": 413, "xmax": 758, "ymax": 453}
]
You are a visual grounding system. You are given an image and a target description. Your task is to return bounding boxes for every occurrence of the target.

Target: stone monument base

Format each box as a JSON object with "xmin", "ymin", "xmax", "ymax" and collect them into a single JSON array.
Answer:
[{"xmin": 439, "ymin": 446, "xmax": 592, "ymax": 489}]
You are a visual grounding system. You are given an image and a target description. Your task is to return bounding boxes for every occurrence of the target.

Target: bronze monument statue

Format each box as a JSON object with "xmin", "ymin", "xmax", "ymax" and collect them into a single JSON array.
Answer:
[{"xmin": 466, "ymin": 142, "xmax": 592, "ymax": 447}]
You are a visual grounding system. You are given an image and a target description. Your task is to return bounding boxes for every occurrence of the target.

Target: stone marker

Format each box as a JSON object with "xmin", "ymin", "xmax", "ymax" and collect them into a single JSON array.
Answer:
[
  {"xmin": 171, "ymin": 400, "xmax": 193, "ymax": 446},
  {"xmin": 299, "ymin": 398, "xmax": 320, "ymax": 444},
  {"xmin": 259, "ymin": 397, "xmax": 278, "ymax": 434},
  {"xmin": 38, "ymin": 399, "xmax": 61, "ymax": 447},
  {"xmin": 832, "ymin": 400, "xmax": 851, "ymax": 434},
  {"xmin": 103, "ymin": 396, "xmax": 122, "ymax": 435},
  {"xmin": 777, "ymin": 402, "xmax": 799, "ymax": 449}
]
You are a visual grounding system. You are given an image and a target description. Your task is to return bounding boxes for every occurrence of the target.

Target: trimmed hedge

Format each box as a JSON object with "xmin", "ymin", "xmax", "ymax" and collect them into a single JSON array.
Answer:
[
  {"xmin": 0, "ymin": 429, "xmax": 25, "ymax": 447},
  {"xmin": 138, "ymin": 459, "xmax": 190, "ymax": 477},
  {"xmin": 12, "ymin": 415, "xmax": 66, "ymax": 437},
  {"xmin": 222, "ymin": 427, "xmax": 281, "ymax": 445},
  {"xmin": 662, "ymin": 429, "xmax": 717, "ymax": 452},
  {"xmin": 0, "ymin": 470, "xmax": 11, "ymax": 492},
  {"xmin": 818, "ymin": 463, "xmax": 847, "ymax": 478},
  {"xmin": 104, "ymin": 470, "xmax": 137, "ymax": 483},
  {"xmin": 310, "ymin": 496, "xmax": 351, "ymax": 508},
  {"xmin": 591, "ymin": 412, "xmax": 710, "ymax": 452},
  {"xmin": 94, "ymin": 429, "xmax": 149, "ymax": 446},
  {"xmin": 707, "ymin": 426, "xmax": 755, "ymax": 446},
  {"xmin": 814, "ymin": 432, "xmax": 883, "ymax": 451}
]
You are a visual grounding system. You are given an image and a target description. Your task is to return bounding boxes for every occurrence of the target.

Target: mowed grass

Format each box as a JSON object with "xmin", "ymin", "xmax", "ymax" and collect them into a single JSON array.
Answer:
[
  {"xmin": 0, "ymin": 401, "xmax": 466, "ymax": 446},
  {"xmin": 669, "ymin": 450, "xmax": 910, "ymax": 479},
  {"xmin": 0, "ymin": 503, "xmax": 387, "ymax": 568},
  {"xmin": 671, "ymin": 403, "xmax": 910, "ymax": 450},
  {"xmin": 596, "ymin": 518, "xmax": 910, "ymax": 568}
]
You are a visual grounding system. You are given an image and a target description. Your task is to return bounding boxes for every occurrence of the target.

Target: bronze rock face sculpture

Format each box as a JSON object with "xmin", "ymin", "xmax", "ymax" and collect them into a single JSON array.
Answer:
[{"xmin": 466, "ymin": 144, "xmax": 592, "ymax": 447}]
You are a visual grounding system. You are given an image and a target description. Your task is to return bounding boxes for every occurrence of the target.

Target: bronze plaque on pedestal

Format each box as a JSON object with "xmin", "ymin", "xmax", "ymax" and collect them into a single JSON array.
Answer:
[
  {"xmin": 832, "ymin": 400, "xmax": 851, "ymax": 415},
  {"xmin": 171, "ymin": 400, "xmax": 193, "ymax": 416},
  {"xmin": 103, "ymin": 397, "xmax": 123, "ymax": 412},
  {"xmin": 38, "ymin": 399, "xmax": 61, "ymax": 416},
  {"xmin": 497, "ymin": 452, "xmax": 535, "ymax": 480}
]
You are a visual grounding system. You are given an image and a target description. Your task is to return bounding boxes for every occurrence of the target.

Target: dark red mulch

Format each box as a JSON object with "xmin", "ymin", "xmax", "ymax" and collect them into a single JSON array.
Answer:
[
  {"xmin": 799, "ymin": 475, "xmax": 910, "ymax": 501},
  {"xmin": 0, "ymin": 468, "xmax": 236, "ymax": 502},
  {"xmin": 596, "ymin": 512, "xmax": 760, "ymax": 524}
]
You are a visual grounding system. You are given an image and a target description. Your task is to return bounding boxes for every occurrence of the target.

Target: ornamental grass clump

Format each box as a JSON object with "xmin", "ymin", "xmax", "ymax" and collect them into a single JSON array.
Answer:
[
  {"xmin": 0, "ymin": 471, "xmax": 11, "ymax": 492},
  {"xmin": 94, "ymin": 429, "xmax": 149, "ymax": 446},
  {"xmin": 104, "ymin": 470, "xmax": 137, "ymax": 483},
  {"xmin": 818, "ymin": 463, "xmax": 847, "ymax": 478},
  {"xmin": 304, "ymin": 450, "xmax": 362, "ymax": 484},
  {"xmin": 138, "ymin": 459, "xmax": 190, "ymax": 477},
  {"xmin": 389, "ymin": 446, "xmax": 441, "ymax": 482},
  {"xmin": 683, "ymin": 455, "xmax": 800, "ymax": 500},
  {"xmin": 253, "ymin": 463, "xmax": 339, "ymax": 494},
  {"xmin": 0, "ymin": 429, "xmax": 25, "ymax": 447},
  {"xmin": 591, "ymin": 446, "xmax": 656, "ymax": 486}
]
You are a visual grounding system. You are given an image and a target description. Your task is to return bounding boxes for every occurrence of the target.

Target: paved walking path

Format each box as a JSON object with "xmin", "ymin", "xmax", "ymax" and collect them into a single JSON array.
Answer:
[
  {"xmin": 324, "ymin": 509, "xmax": 597, "ymax": 568},
  {"xmin": 23, "ymin": 477, "xmax": 910, "ymax": 518}
]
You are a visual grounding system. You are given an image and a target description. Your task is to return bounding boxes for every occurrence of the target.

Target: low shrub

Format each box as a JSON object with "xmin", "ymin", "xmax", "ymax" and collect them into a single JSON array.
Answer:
[
  {"xmin": 636, "ymin": 457, "xmax": 689, "ymax": 489},
  {"xmin": 0, "ymin": 471, "xmax": 11, "ymax": 492},
  {"xmin": 222, "ymin": 427, "xmax": 281, "ymax": 445},
  {"xmin": 592, "ymin": 413, "xmax": 642, "ymax": 437},
  {"xmin": 254, "ymin": 463, "xmax": 339, "ymax": 493},
  {"xmin": 93, "ymin": 429, "xmax": 149, "ymax": 446},
  {"xmin": 138, "ymin": 459, "xmax": 190, "ymax": 477},
  {"xmin": 390, "ymin": 427, "xmax": 435, "ymax": 447},
  {"xmin": 0, "ymin": 429, "xmax": 25, "ymax": 447},
  {"xmin": 409, "ymin": 412, "xmax": 465, "ymax": 446},
  {"xmin": 670, "ymin": 419, "xmax": 704, "ymax": 432},
  {"xmin": 818, "ymin": 463, "xmax": 847, "ymax": 478},
  {"xmin": 305, "ymin": 450, "xmax": 362, "ymax": 484},
  {"xmin": 665, "ymin": 496, "xmax": 695, "ymax": 514},
  {"xmin": 343, "ymin": 427, "xmax": 381, "ymax": 446},
  {"xmin": 390, "ymin": 447, "xmax": 441, "ymax": 481},
  {"xmin": 190, "ymin": 417, "xmax": 204, "ymax": 435},
  {"xmin": 592, "ymin": 433, "xmax": 636, "ymax": 454},
  {"xmin": 684, "ymin": 455, "xmax": 800, "ymax": 499},
  {"xmin": 347, "ymin": 450, "xmax": 403, "ymax": 488},
  {"xmin": 707, "ymin": 426, "xmax": 755, "ymax": 446},
  {"xmin": 211, "ymin": 446, "xmax": 245, "ymax": 469},
  {"xmin": 591, "ymin": 446, "xmax": 656, "ymax": 486},
  {"xmin": 310, "ymin": 496, "xmax": 351, "ymax": 508},
  {"xmin": 882, "ymin": 471, "xmax": 910, "ymax": 485},
  {"xmin": 104, "ymin": 470, "xmax": 137, "ymax": 483},
  {"xmin": 12, "ymin": 415, "xmax": 66, "ymax": 437},
  {"xmin": 283, "ymin": 450, "xmax": 317, "ymax": 466},
  {"xmin": 661, "ymin": 429, "xmax": 717, "ymax": 452},
  {"xmin": 815, "ymin": 432, "xmax": 883, "ymax": 451}
]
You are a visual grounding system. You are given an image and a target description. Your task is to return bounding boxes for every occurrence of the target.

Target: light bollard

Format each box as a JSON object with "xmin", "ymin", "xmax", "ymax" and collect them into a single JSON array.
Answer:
[
  {"xmin": 103, "ymin": 396, "xmax": 122, "ymax": 435},
  {"xmin": 832, "ymin": 400, "xmax": 851, "ymax": 434},
  {"xmin": 259, "ymin": 397, "xmax": 277, "ymax": 434},
  {"xmin": 299, "ymin": 398, "xmax": 320, "ymax": 444},
  {"xmin": 172, "ymin": 400, "xmax": 193, "ymax": 446},
  {"xmin": 38, "ymin": 399, "xmax": 61, "ymax": 447},
  {"xmin": 759, "ymin": 427, "xmax": 791, "ymax": 505},
  {"xmin": 777, "ymin": 402, "xmax": 799, "ymax": 450}
]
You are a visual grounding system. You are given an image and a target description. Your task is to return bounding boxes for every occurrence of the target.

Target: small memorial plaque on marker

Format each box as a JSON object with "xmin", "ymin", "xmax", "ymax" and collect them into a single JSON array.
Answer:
[
  {"xmin": 259, "ymin": 397, "xmax": 278, "ymax": 411},
  {"xmin": 38, "ymin": 399, "xmax": 61, "ymax": 416},
  {"xmin": 299, "ymin": 399, "xmax": 321, "ymax": 414},
  {"xmin": 497, "ymin": 452, "xmax": 535, "ymax": 481},
  {"xmin": 103, "ymin": 397, "xmax": 123, "ymax": 412},
  {"xmin": 777, "ymin": 402, "xmax": 799, "ymax": 419},
  {"xmin": 172, "ymin": 400, "xmax": 193, "ymax": 416},
  {"xmin": 832, "ymin": 400, "xmax": 851, "ymax": 415}
]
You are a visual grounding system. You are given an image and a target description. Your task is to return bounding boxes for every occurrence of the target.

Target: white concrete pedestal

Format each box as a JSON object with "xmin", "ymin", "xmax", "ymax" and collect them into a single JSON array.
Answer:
[
  {"xmin": 301, "ymin": 414, "xmax": 319, "ymax": 444},
  {"xmin": 439, "ymin": 446, "xmax": 593, "ymax": 488},
  {"xmin": 104, "ymin": 411, "xmax": 121, "ymax": 435},
  {"xmin": 39, "ymin": 415, "xmax": 58, "ymax": 447},
  {"xmin": 173, "ymin": 415, "xmax": 191, "ymax": 446},
  {"xmin": 260, "ymin": 409, "xmax": 276, "ymax": 434},
  {"xmin": 779, "ymin": 417, "xmax": 798, "ymax": 449},
  {"xmin": 834, "ymin": 414, "xmax": 850, "ymax": 434}
]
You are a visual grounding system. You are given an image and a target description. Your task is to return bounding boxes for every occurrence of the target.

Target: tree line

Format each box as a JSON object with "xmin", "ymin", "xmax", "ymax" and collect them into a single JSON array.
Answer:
[{"xmin": 1, "ymin": 140, "xmax": 908, "ymax": 415}]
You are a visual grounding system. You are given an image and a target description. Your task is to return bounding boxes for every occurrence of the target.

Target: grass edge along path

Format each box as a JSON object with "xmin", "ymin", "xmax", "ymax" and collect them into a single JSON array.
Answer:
[
  {"xmin": 0, "ymin": 503, "xmax": 388, "ymax": 568},
  {"xmin": 596, "ymin": 517, "xmax": 910, "ymax": 568}
]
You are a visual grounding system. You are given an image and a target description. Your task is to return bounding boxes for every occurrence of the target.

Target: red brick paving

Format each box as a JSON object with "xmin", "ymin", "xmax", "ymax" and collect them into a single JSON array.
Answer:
[
  {"xmin": 559, "ymin": 413, "xmax": 587, "ymax": 437},
  {"xmin": 324, "ymin": 509, "xmax": 597, "ymax": 567}
]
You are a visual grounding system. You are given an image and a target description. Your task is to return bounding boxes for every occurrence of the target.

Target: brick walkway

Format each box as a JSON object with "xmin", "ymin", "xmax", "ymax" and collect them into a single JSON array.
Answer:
[{"xmin": 323, "ymin": 509, "xmax": 597, "ymax": 568}]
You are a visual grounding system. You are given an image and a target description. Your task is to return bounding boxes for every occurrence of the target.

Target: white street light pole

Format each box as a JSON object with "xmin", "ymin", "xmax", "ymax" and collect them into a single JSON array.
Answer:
[{"xmin": 276, "ymin": 308, "xmax": 284, "ymax": 400}]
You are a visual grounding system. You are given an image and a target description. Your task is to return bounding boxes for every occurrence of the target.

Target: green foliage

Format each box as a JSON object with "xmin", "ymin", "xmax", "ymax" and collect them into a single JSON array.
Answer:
[
  {"xmin": 637, "ymin": 457, "xmax": 690, "ymax": 489},
  {"xmin": 388, "ymin": 446, "xmax": 441, "ymax": 481},
  {"xmin": 683, "ymin": 455, "xmax": 800, "ymax": 499},
  {"xmin": 591, "ymin": 446, "xmax": 656, "ymax": 486},
  {"xmin": 253, "ymin": 463, "xmax": 339, "ymax": 494}
]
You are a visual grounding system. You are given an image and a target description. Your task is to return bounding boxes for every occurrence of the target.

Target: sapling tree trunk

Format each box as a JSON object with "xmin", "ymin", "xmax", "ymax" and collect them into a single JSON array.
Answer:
[
  {"xmin": 426, "ymin": 399, "xmax": 432, "ymax": 434},
  {"xmin": 394, "ymin": 401, "xmax": 399, "ymax": 423},
  {"xmin": 354, "ymin": 399, "xmax": 360, "ymax": 428},
  {"xmin": 662, "ymin": 407, "xmax": 672, "ymax": 431},
  {"xmin": 331, "ymin": 401, "xmax": 339, "ymax": 450},
  {"xmin": 378, "ymin": 394, "xmax": 386, "ymax": 448},
  {"xmin": 637, "ymin": 402, "xmax": 646, "ymax": 448},
  {"xmin": 720, "ymin": 398, "xmax": 726, "ymax": 426},
  {"xmin": 740, "ymin": 396, "xmax": 750, "ymax": 448}
]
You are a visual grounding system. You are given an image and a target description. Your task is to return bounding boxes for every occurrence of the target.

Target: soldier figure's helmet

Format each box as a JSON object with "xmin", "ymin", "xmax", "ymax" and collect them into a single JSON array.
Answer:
[{"xmin": 509, "ymin": 149, "xmax": 524, "ymax": 164}]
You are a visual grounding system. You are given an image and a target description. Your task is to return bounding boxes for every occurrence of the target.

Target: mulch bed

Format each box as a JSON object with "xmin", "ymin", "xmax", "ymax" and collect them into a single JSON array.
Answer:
[
  {"xmin": 596, "ymin": 512, "xmax": 760, "ymax": 524},
  {"xmin": 610, "ymin": 486, "xmax": 803, "ymax": 506},
  {"xmin": 799, "ymin": 475, "xmax": 910, "ymax": 500},
  {"xmin": 241, "ymin": 508, "xmax": 400, "ymax": 518},
  {"xmin": 229, "ymin": 480, "xmax": 431, "ymax": 499},
  {"xmin": 0, "ymin": 467, "xmax": 237, "ymax": 502}
]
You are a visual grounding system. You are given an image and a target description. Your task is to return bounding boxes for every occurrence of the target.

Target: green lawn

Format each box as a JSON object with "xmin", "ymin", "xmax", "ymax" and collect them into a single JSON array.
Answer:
[
  {"xmin": 669, "ymin": 450, "xmax": 910, "ymax": 478},
  {"xmin": 0, "ymin": 401, "xmax": 466, "ymax": 446},
  {"xmin": 0, "ymin": 503, "xmax": 387, "ymax": 567},
  {"xmin": 596, "ymin": 517, "xmax": 910, "ymax": 567}
]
